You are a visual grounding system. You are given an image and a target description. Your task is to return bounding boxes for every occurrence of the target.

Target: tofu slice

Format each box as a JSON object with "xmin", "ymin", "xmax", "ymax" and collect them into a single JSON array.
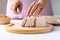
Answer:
[
  {"xmin": 46, "ymin": 16, "xmax": 56, "ymax": 24},
  {"xmin": 20, "ymin": 17, "xmax": 27, "ymax": 26},
  {"xmin": 24, "ymin": 16, "xmax": 35, "ymax": 27},
  {"xmin": 54, "ymin": 15, "xmax": 60, "ymax": 23},
  {"xmin": 36, "ymin": 16, "xmax": 46, "ymax": 27}
]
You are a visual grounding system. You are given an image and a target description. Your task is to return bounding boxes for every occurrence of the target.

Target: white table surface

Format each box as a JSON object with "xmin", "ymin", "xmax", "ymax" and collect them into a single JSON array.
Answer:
[{"xmin": 0, "ymin": 20, "xmax": 60, "ymax": 40}]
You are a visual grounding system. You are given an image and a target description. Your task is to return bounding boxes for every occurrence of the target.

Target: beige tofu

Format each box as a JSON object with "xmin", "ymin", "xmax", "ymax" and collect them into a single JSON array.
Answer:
[
  {"xmin": 46, "ymin": 16, "xmax": 56, "ymax": 24},
  {"xmin": 36, "ymin": 16, "xmax": 46, "ymax": 27},
  {"xmin": 20, "ymin": 17, "xmax": 27, "ymax": 26},
  {"xmin": 54, "ymin": 15, "xmax": 60, "ymax": 23},
  {"xmin": 24, "ymin": 16, "xmax": 36, "ymax": 27}
]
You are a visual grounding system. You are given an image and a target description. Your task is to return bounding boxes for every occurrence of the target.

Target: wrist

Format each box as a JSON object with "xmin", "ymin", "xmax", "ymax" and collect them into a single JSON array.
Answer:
[
  {"xmin": 38, "ymin": 0, "xmax": 48, "ymax": 7},
  {"xmin": 10, "ymin": 0, "xmax": 20, "ymax": 3}
]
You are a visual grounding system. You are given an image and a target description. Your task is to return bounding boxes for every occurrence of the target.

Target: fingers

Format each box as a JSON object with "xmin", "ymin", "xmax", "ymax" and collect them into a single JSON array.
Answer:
[
  {"xmin": 11, "ymin": 1, "xmax": 23, "ymax": 14},
  {"xmin": 34, "ymin": 7, "xmax": 43, "ymax": 16},
  {"xmin": 28, "ymin": 2, "xmax": 40, "ymax": 17},
  {"xmin": 33, "ymin": 6, "xmax": 41, "ymax": 16},
  {"xmin": 39, "ymin": 7, "xmax": 43, "ymax": 15},
  {"xmin": 27, "ymin": 2, "xmax": 36, "ymax": 17},
  {"xmin": 11, "ymin": 4, "xmax": 17, "ymax": 14}
]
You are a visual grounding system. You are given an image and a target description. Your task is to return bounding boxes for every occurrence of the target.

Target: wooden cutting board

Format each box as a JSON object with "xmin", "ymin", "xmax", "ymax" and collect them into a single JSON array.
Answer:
[{"xmin": 5, "ymin": 24, "xmax": 53, "ymax": 34}]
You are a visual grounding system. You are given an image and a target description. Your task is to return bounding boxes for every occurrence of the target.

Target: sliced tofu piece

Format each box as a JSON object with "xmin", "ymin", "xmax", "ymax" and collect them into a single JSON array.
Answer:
[
  {"xmin": 46, "ymin": 16, "xmax": 56, "ymax": 24},
  {"xmin": 24, "ymin": 16, "xmax": 35, "ymax": 27},
  {"xmin": 20, "ymin": 17, "xmax": 27, "ymax": 26},
  {"xmin": 36, "ymin": 16, "xmax": 46, "ymax": 27},
  {"xmin": 54, "ymin": 15, "xmax": 60, "ymax": 23},
  {"xmin": 54, "ymin": 15, "xmax": 60, "ymax": 19}
]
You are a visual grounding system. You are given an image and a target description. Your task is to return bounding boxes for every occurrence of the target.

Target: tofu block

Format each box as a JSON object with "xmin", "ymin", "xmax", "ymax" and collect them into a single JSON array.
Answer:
[
  {"xmin": 54, "ymin": 15, "xmax": 60, "ymax": 23},
  {"xmin": 20, "ymin": 17, "xmax": 27, "ymax": 26},
  {"xmin": 24, "ymin": 16, "xmax": 35, "ymax": 27},
  {"xmin": 36, "ymin": 16, "xmax": 46, "ymax": 27},
  {"xmin": 46, "ymin": 16, "xmax": 56, "ymax": 23}
]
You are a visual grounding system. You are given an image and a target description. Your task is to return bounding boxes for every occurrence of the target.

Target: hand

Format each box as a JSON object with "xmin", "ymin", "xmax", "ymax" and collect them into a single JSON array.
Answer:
[
  {"xmin": 27, "ymin": 1, "xmax": 43, "ymax": 17},
  {"xmin": 10, "ymin": 0, "xmax": 23, "ymax": 14},
  {"xmin": 27, "ymin": 0, "xmax": 48, "ymax": 17}
]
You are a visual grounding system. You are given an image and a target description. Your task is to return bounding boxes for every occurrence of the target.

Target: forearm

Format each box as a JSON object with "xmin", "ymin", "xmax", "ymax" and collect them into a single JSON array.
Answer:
[{"xmin": 38, "ymin": 0, "xmax": 48, "ymax": 7}]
